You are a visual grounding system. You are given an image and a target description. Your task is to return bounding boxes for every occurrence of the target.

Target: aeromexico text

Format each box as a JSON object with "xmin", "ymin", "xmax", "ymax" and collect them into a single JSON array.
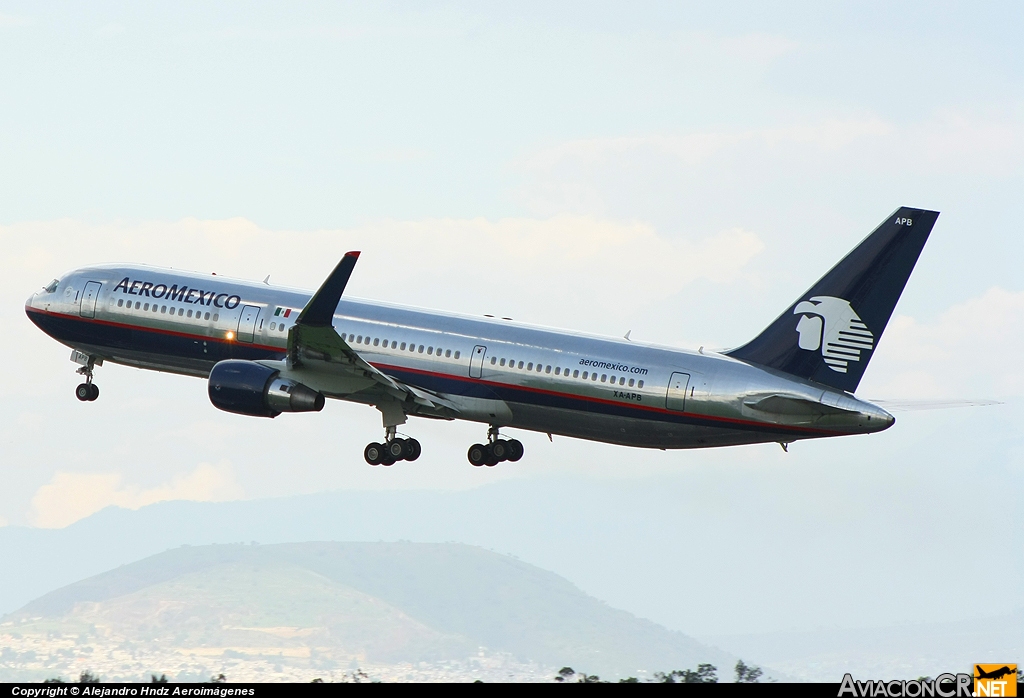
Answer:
[
  {"xmin": 578, "ymin": 358, "xmax": 648, "ymax": 375},
  {"xmin": 113, "ymin": 277, "xmax": 242, "ymax": 310}
]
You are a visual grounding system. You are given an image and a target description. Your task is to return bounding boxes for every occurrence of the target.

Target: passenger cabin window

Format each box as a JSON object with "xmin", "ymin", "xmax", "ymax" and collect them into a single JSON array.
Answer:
[
  {"xmin": 445, "ymin": 350, "xmax": 451, "ymax": 358},
  {"xmin": 500, "ymin": 358, "xmax": 506, "ymax": 366},
  {"xmin": 491, "ymin": 357, "xmax": 497, "ymax": 365},
  {"xmin": 454, "ymin": 351, "xmax": 460, "ymax": 359},
  {"xmin": 117, "ymin": 299, "xmax": 123, "ymax": 307},
  {"xmin": 554, "ymin": 367, "xmax": 560, "ymax": 375},
  {"xmin": 574, "ymin": 370, "xmax": 580, "ymax": 378},
  {"xmin": 581, "ymin": 371, "xmax": 588, "ymax": 379},
  {"xmin": 517, "ymin": 361, "xmax": 524, "ymax": 369},
  {"xmin": 400, "ymin": 342, "xmax": 406, "ymax": 350},
  {"xmin": 638, "ymin": 380, "xmax": 644, "ymax": 388},
  {"xmin": 628, "ymin": 378, "xmax": 634, "ymax": 387},
  {"xmin": 545, "ymin": 365, "xmax": 551, "ymax": 373},
  {"xmin": 427, "ymin": 347, "xmax": 433, "ymax": 355},
  {"xmin": 373, "ymin": 338, "xmax": 379, "ymax": 346},
  {"xmin": 418, "ymin": 345, "xmax": 424, "ymax": 353}
]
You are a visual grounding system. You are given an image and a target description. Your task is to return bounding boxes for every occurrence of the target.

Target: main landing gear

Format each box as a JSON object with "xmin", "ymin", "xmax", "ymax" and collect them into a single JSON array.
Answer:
[
  {"xmin": 364, "ymin": 426, "xmax": 422, "ymax": 466},
  {"xmin": 468, "ymin": 426, "xmax": 524, "ymax": 467},
  {"xmin": 74, "ymin": 356, "xmax": 100, "ymax": 402}
]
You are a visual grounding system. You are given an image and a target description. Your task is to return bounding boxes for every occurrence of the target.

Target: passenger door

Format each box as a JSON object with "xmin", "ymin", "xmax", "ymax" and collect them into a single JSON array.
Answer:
[
  {"xmin": 469, "ymin": 345, "xmax": 487, "ymax": 378},
  {"xmin": 666, "ymin": 372, "xmax": 690, "ymax": 412},
  {"xmin": 237, "ymin": 305, "xmax": 262, "ymax": 343},
  {"xmin": 79, "ymin": 281, "xmax": 102, "ymax": 318}
]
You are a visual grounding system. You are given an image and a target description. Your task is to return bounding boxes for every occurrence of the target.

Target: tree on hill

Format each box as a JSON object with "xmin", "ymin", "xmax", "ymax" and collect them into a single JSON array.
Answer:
[
  {"xmin": 554, "ymin": 663, "xmax": 725, "ymax": 683},
  {"xmin": 553, "ymin": 660, "xmax": 765, "ymax": 683},
  {"xmin": 735, "ymin": 659, "xmax": 763, "ymax": 683},
  {"xmin": 653, "ymin": 664, "xmax": 718, "ymax": 683}
]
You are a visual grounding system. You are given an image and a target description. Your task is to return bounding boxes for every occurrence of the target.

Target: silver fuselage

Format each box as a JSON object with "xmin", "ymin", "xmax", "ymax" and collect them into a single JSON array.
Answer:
[{"xmin": 25, "ymin": 264, "xmax": 894, "ymax": 449}]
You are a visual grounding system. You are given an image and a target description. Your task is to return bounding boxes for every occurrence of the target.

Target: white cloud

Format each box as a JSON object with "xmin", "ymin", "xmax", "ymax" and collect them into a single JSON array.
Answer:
[
  {"xmin": 29, "ymin": 461, "xmax": 243, "ymax": 529},
  {"xmin": 861, "ymin": 287, "xmax": 1024, "ymax": 399},
  {"xmin": 1, "ymin": 214, "xmax": 763, "ymax": 337},
  {"xmin": 0, "ymin": 13, "xmax": 30, "ymax": 28}
]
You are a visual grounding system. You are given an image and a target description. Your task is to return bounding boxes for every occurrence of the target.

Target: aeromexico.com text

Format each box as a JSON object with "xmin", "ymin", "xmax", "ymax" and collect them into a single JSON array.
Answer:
[
  {"xmin": 578, "ymin": 359, "xmax": 648, "ymax": 375},
  {"xmin": 113, "ymin": 277, "xmax": 242, "ymax": 310}
]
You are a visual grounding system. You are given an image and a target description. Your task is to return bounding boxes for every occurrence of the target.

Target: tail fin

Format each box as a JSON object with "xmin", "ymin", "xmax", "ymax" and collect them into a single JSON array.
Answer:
[{"xmin": 726, "ymin": 207, "xmax": 939, "ymax": 392}]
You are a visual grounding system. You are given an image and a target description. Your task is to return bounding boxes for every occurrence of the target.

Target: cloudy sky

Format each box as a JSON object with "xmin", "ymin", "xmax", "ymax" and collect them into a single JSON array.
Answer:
[{"xmin": 1, "ymin": 2, "xmax": 1022, "ymax": 635}]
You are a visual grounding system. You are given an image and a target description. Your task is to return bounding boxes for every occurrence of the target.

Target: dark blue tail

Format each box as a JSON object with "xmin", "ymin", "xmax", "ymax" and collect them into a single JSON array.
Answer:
[{"xmin": 726, "ymin": 207, "xmax": 939, "ymax": 393}]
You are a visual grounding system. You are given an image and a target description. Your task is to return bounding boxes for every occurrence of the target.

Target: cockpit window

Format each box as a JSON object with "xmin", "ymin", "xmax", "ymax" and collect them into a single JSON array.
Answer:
[{"xmin": 43, "ymin": 279, "xmax": 59, "ymax": 293}]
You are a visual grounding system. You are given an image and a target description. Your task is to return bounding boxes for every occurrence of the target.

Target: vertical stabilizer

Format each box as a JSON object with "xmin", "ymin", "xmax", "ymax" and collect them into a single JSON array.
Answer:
[{"xmin": 726, "ymin": 207, "xmax": 939, "ymax": 392}]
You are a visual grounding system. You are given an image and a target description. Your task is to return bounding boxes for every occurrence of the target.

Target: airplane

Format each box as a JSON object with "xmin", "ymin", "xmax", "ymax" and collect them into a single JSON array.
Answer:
[{"xmin": 25, "ymin": 207, "xmax": 938, "ymax": 467}]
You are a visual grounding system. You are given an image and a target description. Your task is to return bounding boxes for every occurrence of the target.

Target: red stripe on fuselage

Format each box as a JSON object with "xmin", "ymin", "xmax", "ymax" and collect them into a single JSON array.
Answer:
[
  {"xmin": 28, "ymin": 307, "xmax": 844, "ymax": 437},
  {"xmin": 25, "ymin": 306, "xmax": 285, "ymax": 355},
  {"xmin": 371, "ymin": 361, "xmax": 844, "ymax": 437}
]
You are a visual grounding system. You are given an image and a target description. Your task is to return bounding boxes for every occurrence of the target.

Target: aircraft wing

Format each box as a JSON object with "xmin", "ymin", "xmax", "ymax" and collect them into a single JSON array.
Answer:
[{"xmin": 280, "ymin": 252, "xmax": 458, "ymax": 415}]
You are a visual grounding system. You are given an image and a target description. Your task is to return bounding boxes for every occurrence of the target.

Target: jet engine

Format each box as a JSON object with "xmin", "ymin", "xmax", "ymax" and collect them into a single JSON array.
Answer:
[{"xmin": 208, "ymin": 360, "xmax": 325, "ymax": 418}]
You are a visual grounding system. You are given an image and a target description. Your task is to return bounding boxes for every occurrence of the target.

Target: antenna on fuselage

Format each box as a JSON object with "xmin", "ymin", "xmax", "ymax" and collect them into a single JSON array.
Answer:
[
  {"xmin": 263, "ymin": 275, "xmax": 271, "ymax": 285},
  {"xmin": 623, "ymin": 330, "xmax": 631, "ymax": 341}
]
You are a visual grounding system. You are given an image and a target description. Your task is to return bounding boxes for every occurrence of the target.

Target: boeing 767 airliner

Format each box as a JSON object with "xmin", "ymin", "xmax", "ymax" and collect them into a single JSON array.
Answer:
[{"xmin": 26, "ymin": 207, "xmax": 938, "ymax": 466}]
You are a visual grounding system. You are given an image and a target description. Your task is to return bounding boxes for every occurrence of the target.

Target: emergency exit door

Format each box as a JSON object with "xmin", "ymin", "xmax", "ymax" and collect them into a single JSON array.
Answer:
[
  {"xmin": 469, "ymin": 345, "xmax": 487, "ymax": 378},
  {"xmin": 237, "ymin": 305, "xmax": 262, "ymax": 343},
  {"xmin": 79, "ymin": 281, "xmax": 101, "ymax": 318},
  {"xmin": 666, "ymin": 372, "xmax": 690, "ymax": 412}
]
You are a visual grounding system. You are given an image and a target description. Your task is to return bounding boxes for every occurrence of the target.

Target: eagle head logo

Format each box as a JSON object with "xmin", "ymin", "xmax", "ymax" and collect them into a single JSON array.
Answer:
[{"xmin": 793, "ymin": 296, "xmax": 874, "ymax": 373}]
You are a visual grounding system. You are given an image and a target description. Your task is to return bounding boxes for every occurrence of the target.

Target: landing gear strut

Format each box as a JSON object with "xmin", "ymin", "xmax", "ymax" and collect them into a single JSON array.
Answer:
[
  {"xmin": 364, "ymin": 426, "xmax": 421, "ymax": 466},
  {"xmin": 74, "ymin": 356, "xmax": 100, "ymax": 402},
  {"xmin": 468, "ymin": 426, "xmax": 523, "ymax": 467}
]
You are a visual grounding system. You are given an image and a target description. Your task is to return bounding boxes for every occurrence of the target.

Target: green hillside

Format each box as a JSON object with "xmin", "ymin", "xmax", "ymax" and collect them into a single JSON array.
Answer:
[{"xmin": 3, "ymin": 542, "xmax": 734, "ymax": 678}]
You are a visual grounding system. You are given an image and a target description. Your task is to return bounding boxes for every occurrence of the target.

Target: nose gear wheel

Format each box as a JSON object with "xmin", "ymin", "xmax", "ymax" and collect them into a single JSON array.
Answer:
[{"xmin": 74, "ymin": 355, "xmax": 100, "ymax": 402}]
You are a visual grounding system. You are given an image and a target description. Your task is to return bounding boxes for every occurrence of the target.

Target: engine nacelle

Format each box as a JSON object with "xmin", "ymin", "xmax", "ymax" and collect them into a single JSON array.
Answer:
[{"xmin": 208, "ymin": 360, "xmax": 325, "ymax": 418}]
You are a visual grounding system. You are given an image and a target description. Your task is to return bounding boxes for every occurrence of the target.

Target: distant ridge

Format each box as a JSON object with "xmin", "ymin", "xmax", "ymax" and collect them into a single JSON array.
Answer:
[{"xmin": 3, "ymin": 541, "xmax": 735, "ymax": 678}]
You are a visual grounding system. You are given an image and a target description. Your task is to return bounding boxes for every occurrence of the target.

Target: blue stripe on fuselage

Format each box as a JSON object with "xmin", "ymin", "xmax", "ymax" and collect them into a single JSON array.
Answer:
[{"xmin": 27, "ymin": 308, "xmax": 838, "ymax": 437}]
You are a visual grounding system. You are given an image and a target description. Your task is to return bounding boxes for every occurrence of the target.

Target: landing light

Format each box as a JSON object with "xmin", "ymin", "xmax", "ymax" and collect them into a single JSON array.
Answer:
[{"xmin": 226, "ymin": 331, "xmax": 235, "ymax": 340}]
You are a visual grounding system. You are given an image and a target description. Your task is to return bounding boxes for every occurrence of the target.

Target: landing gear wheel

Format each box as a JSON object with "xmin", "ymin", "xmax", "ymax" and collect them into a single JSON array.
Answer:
[
  {"xmin": 364, "ymin": 442, "xmax": 384, "ymax": 466},
  {"xmin": 88, "ymin": 384, "xmax": 99, "ymax": 401},
  {"xmin": 506, "ymin": 439, "xmax": 524, "ymax": 462},
  {"xmin": 468, "ymin": 443, "xmax": 488, "ymax": 467},
  {"xmin": 76, "ymin": 383, "xmax": 92, "ymax": 402},
  {"xmin": 483, "ymin": 444, "xmax": 499, "ymax": 467},
  {"xmin": 490, "ymin": 440, "xmax": 509, "ymax": 461},
  {"xmin": 380, "ymin": 451, "xmax": 396, "ymax": 466},
  {"xmin": 403, "ymin": 438, "xmax": 422, "ymax": 461},
  {"xmin": 386, "ymin": 439, "xmax": 406, "ymax": 460}
]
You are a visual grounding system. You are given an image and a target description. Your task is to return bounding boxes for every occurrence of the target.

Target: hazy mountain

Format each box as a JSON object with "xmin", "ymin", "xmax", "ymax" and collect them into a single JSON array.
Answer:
[
  {"xmin": 703, "ymin": 609, "xmax": 1024, "ymax": 682},
  {"xmin": 0, "ymin": 541, "xmax": 737, "ymax": 681}
]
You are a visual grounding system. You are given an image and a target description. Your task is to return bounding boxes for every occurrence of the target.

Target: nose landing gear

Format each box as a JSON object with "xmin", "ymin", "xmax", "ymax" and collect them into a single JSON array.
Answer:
[
  {"xmin": 364, "ymin": 427, "xmax": 422, "ymax": 466},
  {"xmin": 468, "ymin": 426, "xmax": 523, "ymax": 467},
  {"xmin": 74, "ymin": 354, "xmax": 100, "ymax": 402}
]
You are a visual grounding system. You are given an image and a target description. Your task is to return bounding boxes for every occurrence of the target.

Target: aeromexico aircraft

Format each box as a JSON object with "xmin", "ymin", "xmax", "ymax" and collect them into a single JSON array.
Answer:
[{"xmin": 26, "ymin": 207, "xmax": 938, "ymax": 466}]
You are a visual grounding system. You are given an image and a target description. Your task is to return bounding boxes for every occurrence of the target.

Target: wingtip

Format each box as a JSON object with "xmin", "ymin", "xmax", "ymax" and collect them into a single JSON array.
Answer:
[{"xmin": 345, "ymin": 251, "xmax": 361, "ymax": 258}]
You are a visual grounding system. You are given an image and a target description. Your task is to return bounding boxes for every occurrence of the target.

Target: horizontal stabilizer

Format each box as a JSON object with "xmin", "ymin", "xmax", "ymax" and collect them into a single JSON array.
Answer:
[
  {"xmin": 743, "ymin": 394, "xmax": 854, "ymax": 416},
  {"xmin": 867, "ymin": 398, "xmax": 1002, "ymax": 412}
]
